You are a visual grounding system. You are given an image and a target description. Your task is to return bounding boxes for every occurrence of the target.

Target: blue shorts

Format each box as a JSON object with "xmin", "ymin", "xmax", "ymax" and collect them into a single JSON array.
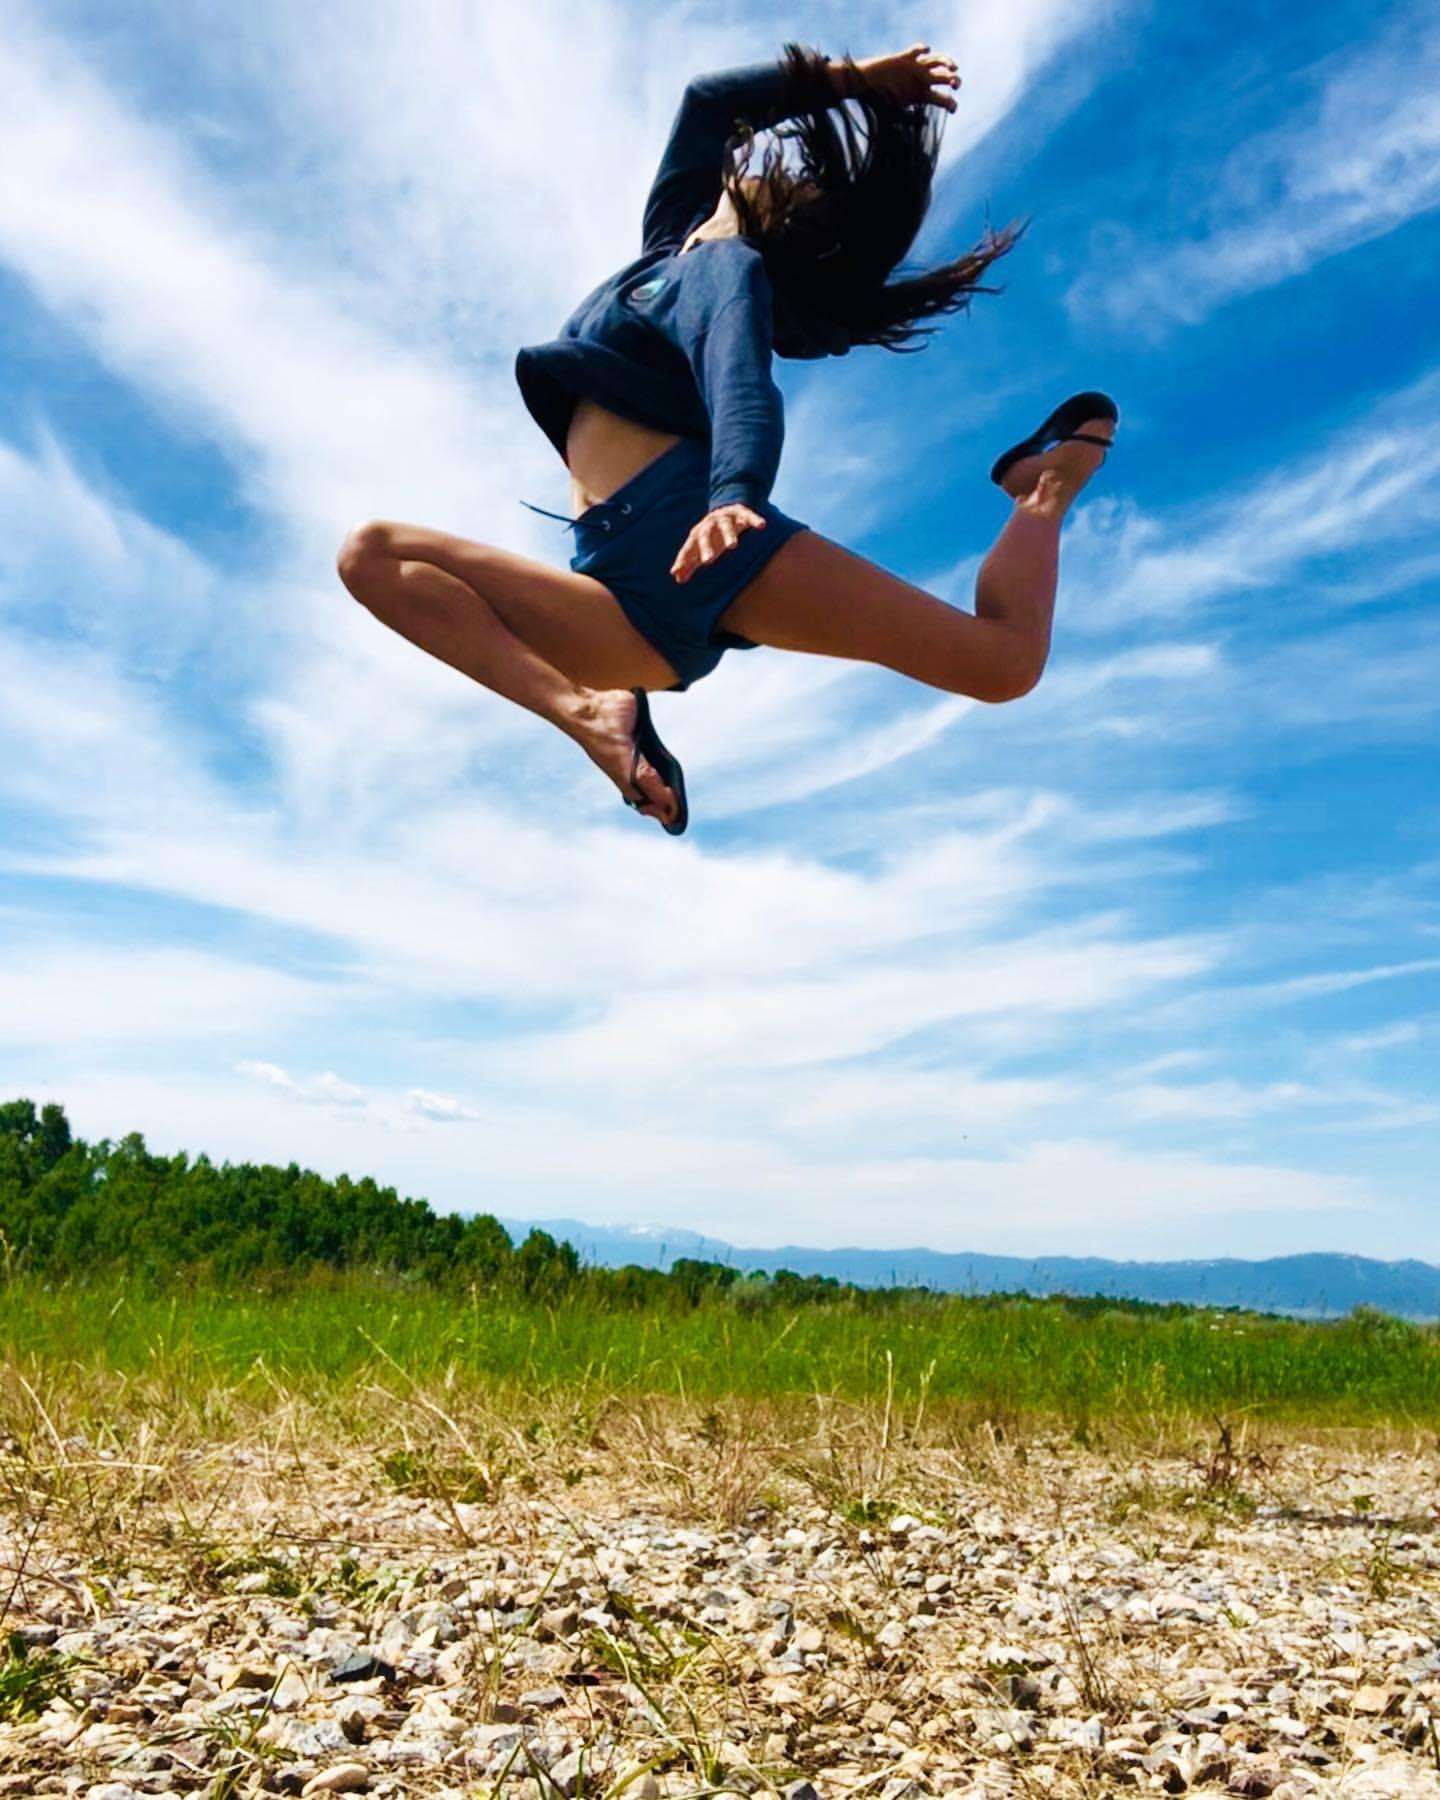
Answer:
[{"xmin": 567, "ymin": 436, "xmax": 809, "ymax": 691}]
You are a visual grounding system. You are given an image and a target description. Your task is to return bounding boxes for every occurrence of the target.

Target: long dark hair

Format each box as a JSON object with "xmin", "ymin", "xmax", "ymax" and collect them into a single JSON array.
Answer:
[{"xmin": 723, "ymin": 43, "xmax": 1024, "ymax": 359}]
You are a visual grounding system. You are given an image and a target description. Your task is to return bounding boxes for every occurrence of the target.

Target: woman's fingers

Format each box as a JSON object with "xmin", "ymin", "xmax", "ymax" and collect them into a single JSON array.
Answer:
[
  {"xmin": 670, "ymin": 526, "xmax": 705, "ymax": 583},
  {"xmin": 671, "ymin": 524, "xmax": 705, "ymax": 581},
  {"xmin": 918, "ymin": 50, "xmax": 961, "ymax": 93},
  {"xmin": 880, "ymin": 44, "xmax": 961, "ymax": 110},
  {"xmin": 911, "ymin": 44, "xmax": 959, "ymax": 75},
  {"xmin": 923, "ymin": 52, "xmax": 961, "ymax": 109},
  {"xmin": 670, "ymin": 507, "xmax": 765, "ymax": 583}
]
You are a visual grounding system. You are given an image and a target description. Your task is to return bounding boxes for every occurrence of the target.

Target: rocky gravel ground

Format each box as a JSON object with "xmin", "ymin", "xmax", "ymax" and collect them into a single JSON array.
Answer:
[{"xmin": 2, "ymin": 1427, "xmax": 1439, "ymax": 1798}]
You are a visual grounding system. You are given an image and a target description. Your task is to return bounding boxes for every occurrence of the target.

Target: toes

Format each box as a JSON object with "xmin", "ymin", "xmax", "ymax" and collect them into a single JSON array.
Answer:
[{"xmin": 632, "ymin": 756, "xmax": 676, "ymax": 823}]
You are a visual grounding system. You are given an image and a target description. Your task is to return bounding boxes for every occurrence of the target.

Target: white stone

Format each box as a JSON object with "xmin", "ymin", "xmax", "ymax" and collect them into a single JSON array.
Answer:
[{"xmin": 302, "ymin": 1763, "xmax": 371, "ymax": 1795}]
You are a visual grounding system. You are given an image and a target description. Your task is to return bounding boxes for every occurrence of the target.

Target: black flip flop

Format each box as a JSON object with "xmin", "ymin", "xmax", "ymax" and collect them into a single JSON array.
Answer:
[
  {"xmin": 990, "ymin": 390, "xmax": 1119, "ymax": 490},
  {"xmin": 624, "ymin": 687, "xmax": 688, "ymax": 836}
]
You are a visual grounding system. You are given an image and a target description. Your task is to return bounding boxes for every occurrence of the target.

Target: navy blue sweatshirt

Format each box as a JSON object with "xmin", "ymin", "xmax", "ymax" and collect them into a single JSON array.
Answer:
[{"xmin": 515, "ymin": 59, "xmax": 838, "ymax": 514}]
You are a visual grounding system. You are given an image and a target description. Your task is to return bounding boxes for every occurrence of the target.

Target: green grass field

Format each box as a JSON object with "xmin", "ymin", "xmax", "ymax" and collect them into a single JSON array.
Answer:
[
  {"xmin": 6, "ymin": 1106, "xmax": 1437, "ymax": 1442},
  {"xmin": 2, "ymin": 1276, "xmax": 1436, "ymax": 1434}
]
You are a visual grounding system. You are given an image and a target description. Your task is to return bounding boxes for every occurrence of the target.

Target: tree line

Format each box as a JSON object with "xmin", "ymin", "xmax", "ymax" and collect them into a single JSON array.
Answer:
[{"xmin": 0, "ymin": 1099, "xmax": 860, "ymax": 1308}]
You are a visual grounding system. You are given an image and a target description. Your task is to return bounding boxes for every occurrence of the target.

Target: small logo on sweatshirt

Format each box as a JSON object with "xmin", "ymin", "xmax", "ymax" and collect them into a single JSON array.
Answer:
[{"xmin": 629, "ymin": 276, "xmax": 668, "ymax": 305}]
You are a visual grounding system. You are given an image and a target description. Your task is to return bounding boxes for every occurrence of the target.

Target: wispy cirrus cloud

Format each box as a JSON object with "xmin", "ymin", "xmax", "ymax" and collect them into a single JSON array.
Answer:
[
  {"xmin": 0, "ymin": 429, "xmax": 217, "ymax": 668},
  {"xmin": 928, "ymin": 0, "xmax": 1129, "ymax": 169},
  {"xmin": 1070, "ymin": 4, "xmax": 1440, "ymax": 329},
  {"xmin": 0, "ymin": 948, "xmax": 321, "ymax": 1045},
  {"xmin": 1060, "ymin": 368, "xmax": 1440, "ymax": 631}
]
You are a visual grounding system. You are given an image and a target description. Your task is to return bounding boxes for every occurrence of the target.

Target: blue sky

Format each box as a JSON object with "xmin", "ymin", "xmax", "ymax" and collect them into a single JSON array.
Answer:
[{"xmin": 1, "ymin": 0, "xmax": 1437, "ymax": 1259}]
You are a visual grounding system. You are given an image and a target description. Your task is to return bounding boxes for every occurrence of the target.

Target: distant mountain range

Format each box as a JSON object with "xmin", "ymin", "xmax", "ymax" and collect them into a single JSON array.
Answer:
[{"xmin": 499, "ymin": 1218, "xmax": 1440, "ymax": 1320}]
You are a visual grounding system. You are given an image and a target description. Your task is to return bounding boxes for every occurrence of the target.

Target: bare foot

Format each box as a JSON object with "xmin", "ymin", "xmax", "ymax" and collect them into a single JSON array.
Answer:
[
  {"xmin": 1001, "ymin": 417, "xmax": 1116, "ymax": 512},
  {"xmin": 577, "ymin": 689, "xmax": 679, "ymax": 827}
]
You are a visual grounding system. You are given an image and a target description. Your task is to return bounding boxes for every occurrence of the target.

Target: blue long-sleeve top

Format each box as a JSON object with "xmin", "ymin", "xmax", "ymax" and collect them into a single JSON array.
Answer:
[{"xmin": 515, "ymin": 59, "xmax": 835, "ymax": 514}]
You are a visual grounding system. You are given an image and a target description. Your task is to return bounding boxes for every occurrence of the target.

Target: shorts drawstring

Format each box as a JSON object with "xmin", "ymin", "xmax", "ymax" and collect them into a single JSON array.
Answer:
[
  {"xmin": 519, "ymin": 496, "xmax": 634, "ymax": 534},
  {"xmin": 518, "ymin": 499, "xmax": 580, "ymax": 530}
]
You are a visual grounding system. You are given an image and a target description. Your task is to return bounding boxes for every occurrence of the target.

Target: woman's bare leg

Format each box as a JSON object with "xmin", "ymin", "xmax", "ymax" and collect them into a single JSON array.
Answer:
[
  {"xmin": 718, "ymin": 422, "xmax": 1113, "ymax": 702},
  {"xmin": 335, "ymin": 521, "xmax": 683, "ymax": 824}
]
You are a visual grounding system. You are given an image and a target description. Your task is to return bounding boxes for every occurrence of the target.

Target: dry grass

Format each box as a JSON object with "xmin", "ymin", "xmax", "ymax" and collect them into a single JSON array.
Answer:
[{"xmin": 2, "ymin": 1309, "xmax": 1440, "ymax": 1797}]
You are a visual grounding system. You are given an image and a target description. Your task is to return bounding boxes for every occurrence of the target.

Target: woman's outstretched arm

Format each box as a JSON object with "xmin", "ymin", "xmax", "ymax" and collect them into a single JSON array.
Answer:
[
  {"xmin": 640, "ymin": 49, "xmax": 847, "ymax": 256},
  {"xmin": 639, "ymin": 45, "xmax": 961, "ymax": 255}
]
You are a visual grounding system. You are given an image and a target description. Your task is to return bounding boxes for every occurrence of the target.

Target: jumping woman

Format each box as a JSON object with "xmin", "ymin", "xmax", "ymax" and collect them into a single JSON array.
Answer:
[{"xmin": 337, "ymin": 42, "xmax": 1117, "ymax": 835}]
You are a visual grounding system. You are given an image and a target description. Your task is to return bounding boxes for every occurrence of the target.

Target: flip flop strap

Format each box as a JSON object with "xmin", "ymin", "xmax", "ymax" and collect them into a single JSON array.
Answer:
[{"xmin": 1064, "ymin": 432, "xmax": 1114, "ymax": 449}]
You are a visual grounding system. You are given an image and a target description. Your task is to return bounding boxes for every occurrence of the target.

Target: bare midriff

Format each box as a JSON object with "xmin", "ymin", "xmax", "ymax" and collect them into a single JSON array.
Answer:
[{"xmin": 565, "ymin": 396, "xmax": 682, "ymax": 515}]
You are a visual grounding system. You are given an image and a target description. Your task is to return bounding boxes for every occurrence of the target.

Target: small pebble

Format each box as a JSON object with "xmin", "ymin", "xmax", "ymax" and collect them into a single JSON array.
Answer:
[{"xmin": 301, "ymin": 1765, "xmax": 370, "ymax": 1797}]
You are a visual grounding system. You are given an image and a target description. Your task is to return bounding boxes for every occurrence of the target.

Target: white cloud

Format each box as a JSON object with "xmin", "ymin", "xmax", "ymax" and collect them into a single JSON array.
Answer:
[
  {"xmin": 0, "ymin": 428, "xmax": 218, "ymax": 674},
  {"xmin": 403, "ymin": 1088, "xmax": 482, "ymax": 1124},
  {"xmin": 518, "ymin": 925, "xmax": 1207, "ymax": 1080},
  {"xmin": 235, "ymin": 1062, "xmax": 490, "ymax": 1133},
  {"xmin": 1266, "ymin": 959, "xmax": 1440, "ymax": 1003},
  {"xmin": 0, "ymin": 12, "xmax": 530, "ymax": 544},
  {"xmin": 1062, "ymin": 374, "xmax": 1440, "ymax": 631},
  {"xmin": 927, "ymin": 0, "xmax": 1128, "ymax": 171},
  {"xmin": 0, "ymin": 8, "xmax": 570, "ymax": 865},
  {"xmin": 706, "ymin": 692, "xmax": 972, "ymax": 816},
  {"xmin": 1115, "ymin": 1078, "xmax": 1343, "ymax": 1125},
  {"xmin": 0, "ymin": 948, "xmax": 320, "ymax": 1046},
  {"xmin": 1341, "ymin": 1023, "xmax": 1423, "ymax": 1055},
  {"xmin": 1071, "ymin": 6, "xmax": 1440, "ymax": 328},
  {"xmin": 238, "ymin": 1061, "xmax": 368, "ymax": 1108}
]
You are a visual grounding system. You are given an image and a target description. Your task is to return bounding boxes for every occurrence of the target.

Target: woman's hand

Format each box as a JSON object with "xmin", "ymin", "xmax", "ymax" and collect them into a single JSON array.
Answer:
[
  {"xmin": 853, "ymin": 44, "xmax": 961, "ymax": 112},
  {"xmin": 670, "ymin": 503, "xmax": 767, "ymax": 583}
]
